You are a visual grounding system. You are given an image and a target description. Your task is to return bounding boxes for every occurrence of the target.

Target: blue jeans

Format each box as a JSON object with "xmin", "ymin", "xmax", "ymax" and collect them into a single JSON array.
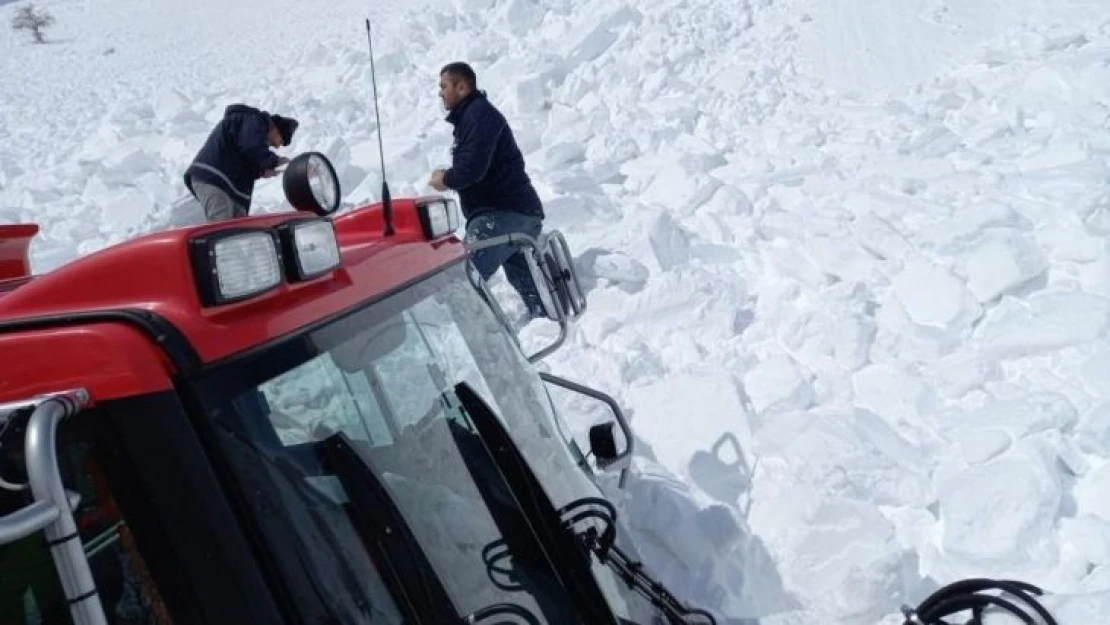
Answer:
[{"xmin": 465, "ymin": 210, "xmax": 545, "ymax": 316}]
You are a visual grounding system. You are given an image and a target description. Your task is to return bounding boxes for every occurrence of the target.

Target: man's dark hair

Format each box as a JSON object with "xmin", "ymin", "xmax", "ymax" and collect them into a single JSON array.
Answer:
[{"xmin": 440, "ymin": 62, "xmax": 476, "ymax": 89}]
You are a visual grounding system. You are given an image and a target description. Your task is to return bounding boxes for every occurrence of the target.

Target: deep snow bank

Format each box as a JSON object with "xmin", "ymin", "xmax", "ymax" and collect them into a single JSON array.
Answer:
[{"xmin": 6, "ymin": 0, "xmax": 1110, "ymax": 621}]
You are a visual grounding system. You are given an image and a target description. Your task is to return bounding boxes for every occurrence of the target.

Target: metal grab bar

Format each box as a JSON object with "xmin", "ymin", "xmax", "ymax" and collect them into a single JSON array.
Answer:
[
  {"xmin": 0, "ymin": 389, "xmax": 107, "ymax": 625},
  {"xmin": 538, "ymin": 373, "xmax": 634, "ymax": 488},
  {"xmin": 0, "ymin": 499, "xmax": 60, "ymax": 543},
  {"xmin": 464, "ymin": 233, "xmax": 569, "ymax": 363}
]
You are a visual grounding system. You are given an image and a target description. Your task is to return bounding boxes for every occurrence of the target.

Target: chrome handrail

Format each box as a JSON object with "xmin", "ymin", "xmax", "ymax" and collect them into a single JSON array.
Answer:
[
  {"xmin": 0, "ymin": 389, "xmax": 107, "ymax": 625},
  {"xmin": 464, "ymin": 232, "xmax": 570, "ymax": 362}
]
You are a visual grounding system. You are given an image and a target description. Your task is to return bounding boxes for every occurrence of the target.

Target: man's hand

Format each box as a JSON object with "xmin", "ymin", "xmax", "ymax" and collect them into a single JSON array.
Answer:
[
  {"xmin": 262, "ymin": 155, "xmax": 291, "ymax": 178},
  {"xmin": 429, "ymin": 169, "xmax": 449, "ymax": 191}
]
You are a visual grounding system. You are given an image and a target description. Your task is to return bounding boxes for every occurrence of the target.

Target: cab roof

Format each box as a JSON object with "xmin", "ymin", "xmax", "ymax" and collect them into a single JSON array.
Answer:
[{"xmin": 0, "ymin": 198, "xmax": 465, "ymax": 374}]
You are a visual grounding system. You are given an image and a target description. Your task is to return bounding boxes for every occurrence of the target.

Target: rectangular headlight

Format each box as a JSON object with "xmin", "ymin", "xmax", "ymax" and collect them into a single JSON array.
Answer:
[
  {"xmin": 190, "ymin": 230, "xmax": 282, "ymax": 306},
  {"xmin": 417, "ymin": 198, "xmax": 460, "ymax": 240},
  {"xmin": 278, "ymin": 218, "xmax": 340, "ymax": 281}
]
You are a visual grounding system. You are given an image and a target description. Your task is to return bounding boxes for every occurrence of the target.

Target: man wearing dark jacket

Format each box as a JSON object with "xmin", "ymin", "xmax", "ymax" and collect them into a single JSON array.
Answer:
[
  {"xmin": 185, "ymin": 104, "xmax": 299, "ymax": 222},
  {"xmin": 430, "ymin": 62, "xmax": 547, "ymax": 320}
]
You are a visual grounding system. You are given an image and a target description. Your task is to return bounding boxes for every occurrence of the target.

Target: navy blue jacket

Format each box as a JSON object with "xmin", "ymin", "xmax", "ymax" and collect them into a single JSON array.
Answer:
[
  {"xmin": 444, "ymin": 92, "xmax": 544, "ymax": 221},
  {"xmin": 184, "ymin": 104, "xmax": 282, "ymax": 210}
]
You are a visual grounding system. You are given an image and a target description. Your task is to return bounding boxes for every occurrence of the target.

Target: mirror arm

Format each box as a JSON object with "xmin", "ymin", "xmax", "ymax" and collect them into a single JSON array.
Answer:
[
  {"xmin": 525, "ymin": 318, "xmax": 567, "ymax": 363},
  {"xmin": 539, "ymin": 372, "xmax": 633, "ymax": 489}
]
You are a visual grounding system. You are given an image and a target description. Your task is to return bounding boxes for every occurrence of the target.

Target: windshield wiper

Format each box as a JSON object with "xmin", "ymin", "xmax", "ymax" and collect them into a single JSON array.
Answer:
[
  {"xmin": 453, "ymin": 382, "xmax": 628, "ymax": 624},
  {"xmin": 452, "ymin": 381, "xmax": 717, "ymax": 625},
  {"xmin": 556, "ymin": 498, "xmax": 718, "ymax": 625},
  {"xmin": 321, "ymin": 432, "xmax": 461, "ymax": 624},
  {"xmin": 214, "ymin": 423, "xmax": 375, "ymax": 624}
]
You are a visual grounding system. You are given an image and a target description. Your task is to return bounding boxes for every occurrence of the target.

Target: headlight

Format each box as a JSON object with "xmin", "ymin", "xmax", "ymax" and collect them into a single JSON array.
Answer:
[
  {"xmin": 283, "ymin": 152, "xmax": 342, "ymax": 216},
  {"xmin": 278, "ymin": 218, "xmax": 340, "ymax": 281},
  {"xmin": 416, "ymin": 197, "xmax": 460, "ymax": 239},
  {"xmin": 190, "ymin": 230, "xmax": 283, "ymax": 306}
]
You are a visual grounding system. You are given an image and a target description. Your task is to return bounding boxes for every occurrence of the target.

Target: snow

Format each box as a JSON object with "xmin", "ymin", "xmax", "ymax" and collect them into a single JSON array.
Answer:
[{"xmin": 6, "ymin": 0, "xmax": 1110, "ymax": 621}]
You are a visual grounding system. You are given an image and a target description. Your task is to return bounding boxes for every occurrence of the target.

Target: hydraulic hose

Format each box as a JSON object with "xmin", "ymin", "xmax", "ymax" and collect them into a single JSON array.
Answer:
[{"xmin": 900, "ymin": 577, "xmax": 1058, "ymax": 625}]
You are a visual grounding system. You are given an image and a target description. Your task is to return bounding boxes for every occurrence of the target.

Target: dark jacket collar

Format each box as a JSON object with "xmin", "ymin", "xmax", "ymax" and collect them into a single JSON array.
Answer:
[{"xmin": 445, "ymin": 90, "xmax": 486, "ymax": 125}]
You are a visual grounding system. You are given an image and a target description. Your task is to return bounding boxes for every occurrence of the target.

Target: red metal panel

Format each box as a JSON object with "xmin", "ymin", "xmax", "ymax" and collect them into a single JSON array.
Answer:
[
  {"xmin": 0, "ymin": 224, "xmax": 39, "ymax": 281},
  {"xmin": 0, "ymin": 200, "xmax": 466, "ymax": 371},
  {"xmin": 0, "ymin": 323, "xmax": 174, "ymax": 403}
]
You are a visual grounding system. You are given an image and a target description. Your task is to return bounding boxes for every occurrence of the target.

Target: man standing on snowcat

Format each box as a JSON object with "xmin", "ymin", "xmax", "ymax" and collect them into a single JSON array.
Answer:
[
  {"xmin": 430, "ymin": 62, "xmax": 548, "ymax": 322},
  {"xmin": 184, "ymin": 104, "xmax": 299, "ymax": 222}
]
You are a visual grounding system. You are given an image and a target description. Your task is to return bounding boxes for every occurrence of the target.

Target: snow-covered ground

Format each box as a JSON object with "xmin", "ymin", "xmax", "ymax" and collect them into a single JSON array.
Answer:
[{"xmin": 5, "ymin": 0, "xmax": 1110, "ymax": 621}]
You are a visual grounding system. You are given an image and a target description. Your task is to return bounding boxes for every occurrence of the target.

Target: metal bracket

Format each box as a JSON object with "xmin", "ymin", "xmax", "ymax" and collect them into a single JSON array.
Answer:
[
  {"xmin": 0, "ymin": 389, "xmax": 91, "ymax": 425},
  {"xmin": 539, "ymin": 373, "xmax": 633, "ymax": 489}
]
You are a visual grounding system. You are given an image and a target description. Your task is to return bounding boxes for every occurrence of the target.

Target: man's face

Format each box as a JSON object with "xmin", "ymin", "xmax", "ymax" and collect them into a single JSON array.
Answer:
[
  {"xmin": 438, "ymin": 73, "xmax": 468, "ymax": 111},
  {"xmin": 267, "ymin": 124, "xmax": 283, "ymax": 148}
]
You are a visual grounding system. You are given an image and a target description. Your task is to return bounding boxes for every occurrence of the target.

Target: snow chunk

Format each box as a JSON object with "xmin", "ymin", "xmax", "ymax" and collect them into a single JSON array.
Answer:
[
  {"xmin": 626, "ymin": 373, "xmax": 754, "ymax": 493},
  {"xmin": 577, "ymin": 248, "xmax": 649, "ymax": 293},
  {"xmin": 1076, "ymin": 402, "xmax": 1110, "ymax": 455},
  {"xmin": 972, "ymin": 291, "xmax": 1110, "ymax": 358},
  {"xmin": 153, "ymin": 88, "xmax": 195, "ymax": 123},
  {"xmin": 97, "ymin": 188, "xmax": 154, "ymax": 235},
  {"xmin": 544, "ymin": 142, "xmax": 586, "ymax": 169},
  {"xmin": 742, "ymin": 355, "xmax": 814, "ymax": 415},
  {"xmin": 641, "ymin": 165, "xmax": 722, "ymax": 214},
  {"xmin": 958, "ymin": 428, "xmax": 1012, "ymax": 465},
  {"xmin": 1061, "ymin": 515, "xmax": 1110, "ymax": 569},
  {"xmin": 567, "ymin": 7, "xmax": 641, "ymax": 65},
  {"xmin": 753, "ymin": 410, "xmax": 932, "ymax": 508},
  {"xmin": 623, "ymin": 458, "xmax": 796, "ymax": 619},
  {"xmin": 647, "ymin": 211, "xmax": 691, "ymax": 271},
  {"xmin": 1075, "ymin": 463, "xmax": 1110, "ymax": 522},
  {"xmin": 963, "ymin": 393, "xmax": 1079, "ymax": 439},
  {"xmin": 701, "ymin": 184, "xmax": 753, "ymax": 217},
  {"xmin": 852, "ymin": 363, "xmax": 937, "ymax": 425},
  {"xmin": 103, "ymin": 145, "xmax": 159, "ymax": 178},
  {"xmin": 964, "ymin": 230, "xmax": 1047, "ymax": 302},
  {"xmin": 778, "ymin": 284, "xmax": 876, "ymax": 377},
  {"xmin": 498, "ymin": 0, "xmax": 544, "ymax": 35},
  {"xmin": 922, "ymin": 351, "xmax": 998, "ymax": 398},
  {"xmin": 786, "ymin": 500, "xmax": 920, "ymax": 624},
  {"xmin": 937, "ymin": 440, "xmax": 1061, "ymax": 569},
  {"xmin": 891, "ymin": 258, "xmax": 982, "ymax": 332}
]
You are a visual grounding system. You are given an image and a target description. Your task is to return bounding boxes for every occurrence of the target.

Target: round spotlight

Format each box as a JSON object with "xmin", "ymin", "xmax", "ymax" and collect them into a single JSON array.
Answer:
[{"xmin": 283, "ymin": 152, "xmax": 341, "ymax": 216}]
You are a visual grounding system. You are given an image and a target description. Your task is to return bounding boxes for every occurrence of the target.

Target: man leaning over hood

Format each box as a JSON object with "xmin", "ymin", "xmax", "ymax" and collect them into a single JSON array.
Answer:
[{"xmin": 184, "ymin": 103, "xmax": 299, "ymax": 222}]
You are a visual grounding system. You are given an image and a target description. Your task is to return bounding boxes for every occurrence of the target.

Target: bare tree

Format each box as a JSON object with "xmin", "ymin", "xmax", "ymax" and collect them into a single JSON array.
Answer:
[{"xmin": 11, "ymin": 5, "xmax": 55, "ymax": 44}]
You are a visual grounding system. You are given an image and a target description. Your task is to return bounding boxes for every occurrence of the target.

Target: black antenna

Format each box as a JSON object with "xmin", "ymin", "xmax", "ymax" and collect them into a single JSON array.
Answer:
[{"xmin": 365, "ymin": 18, "xmax": 394, "ymax": 236}]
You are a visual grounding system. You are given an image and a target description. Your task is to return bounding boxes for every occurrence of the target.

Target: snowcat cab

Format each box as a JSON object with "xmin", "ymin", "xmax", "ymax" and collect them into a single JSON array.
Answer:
[{"xmin": 0, "ymin": 152, "xmax": 716, "ymax": 625}]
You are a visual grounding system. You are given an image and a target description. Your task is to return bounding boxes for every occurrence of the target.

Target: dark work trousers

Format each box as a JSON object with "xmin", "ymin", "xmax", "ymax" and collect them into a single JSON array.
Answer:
[{"xmin": 464, "ymin": 210, "xmax": 546, "ymax": 317}]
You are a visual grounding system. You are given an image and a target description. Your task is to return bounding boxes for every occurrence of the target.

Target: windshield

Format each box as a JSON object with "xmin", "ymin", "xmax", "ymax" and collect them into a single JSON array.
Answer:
[{"xmin": 193, "ymin": 260, "xmax": 599, "ymax": 623}]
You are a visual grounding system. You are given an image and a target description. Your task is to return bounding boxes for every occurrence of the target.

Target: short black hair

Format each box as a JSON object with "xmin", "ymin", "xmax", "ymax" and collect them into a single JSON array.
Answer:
[{"xmin": 440, "ymin": 62, "xmax": 476, "ymax": 89}]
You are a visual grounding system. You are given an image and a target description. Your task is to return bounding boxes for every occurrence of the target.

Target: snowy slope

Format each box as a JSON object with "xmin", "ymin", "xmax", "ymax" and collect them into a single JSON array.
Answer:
[{"xmin": 6, "ymin": 0, "xmax": 1110, "ymax": 622}]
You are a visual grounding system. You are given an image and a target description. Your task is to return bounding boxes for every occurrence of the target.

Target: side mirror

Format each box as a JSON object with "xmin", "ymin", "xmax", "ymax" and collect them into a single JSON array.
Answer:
[
  {"xmin": 283, "ymin": 152, "xmax": 342, "ymax": 216},
  {"xmin": 540, "ymin": 372, "xmax": 633, "ymax": 487},
  {"xmin": 524, "ymin": 230, "xmax": 587, "ymax": 323},
  {"xmin": 589, "ymin": 422, "xmax": 619, "ymax": 467}
]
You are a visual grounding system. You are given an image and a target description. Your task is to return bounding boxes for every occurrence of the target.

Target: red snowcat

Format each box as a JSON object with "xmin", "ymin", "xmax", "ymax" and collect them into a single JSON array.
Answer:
[
  {"xmin": 0, "ymin": 151, "xmax": 1061, "ymax": 625},
  {"xmin": 0, "ymin": 152, "xmax": 719, "ymax": 625}
]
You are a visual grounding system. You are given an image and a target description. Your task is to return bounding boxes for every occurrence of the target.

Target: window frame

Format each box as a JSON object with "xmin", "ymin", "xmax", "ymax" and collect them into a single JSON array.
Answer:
[{"xmin": 0, "ymin": 390, "xmax": 289, "ymax": 625}]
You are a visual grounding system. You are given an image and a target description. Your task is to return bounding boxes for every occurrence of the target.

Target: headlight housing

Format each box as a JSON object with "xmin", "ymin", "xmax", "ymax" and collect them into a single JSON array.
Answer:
[
  {"xmin": 416, "ymin": 197, "xmax": 460, "ymax": 240},
  {"xmin": 190, "ymin": 229, "xmax": 283, "ymax": 306},
  {"xmin": 277, "ymin": 218, "xmax": 340, "ymax": 282}
]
